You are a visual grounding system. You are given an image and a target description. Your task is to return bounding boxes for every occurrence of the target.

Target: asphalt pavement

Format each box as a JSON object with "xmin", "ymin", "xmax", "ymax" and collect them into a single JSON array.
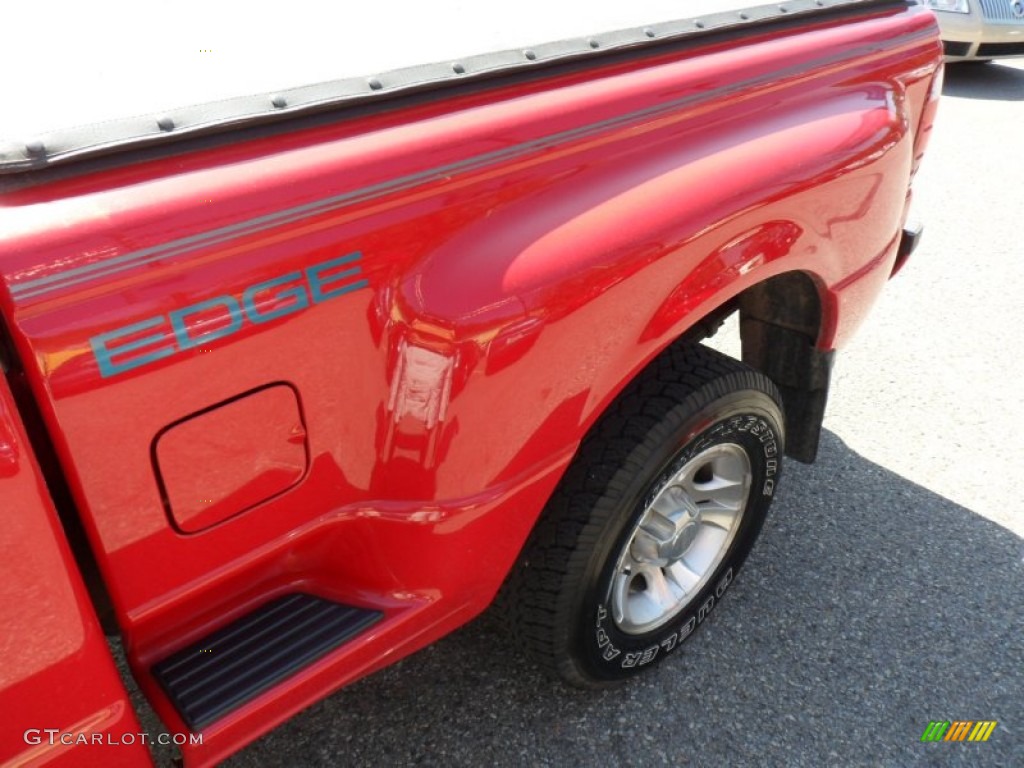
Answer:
[{"xmin": 212, "ymin": 61, "xmax": 1024, "ymax": 767}]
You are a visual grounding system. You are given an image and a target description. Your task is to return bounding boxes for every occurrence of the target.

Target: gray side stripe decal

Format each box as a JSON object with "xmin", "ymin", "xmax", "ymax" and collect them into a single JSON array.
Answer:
[{"xmin": 10, "ymin": 25, "xmax": 932, "ymax": 302}]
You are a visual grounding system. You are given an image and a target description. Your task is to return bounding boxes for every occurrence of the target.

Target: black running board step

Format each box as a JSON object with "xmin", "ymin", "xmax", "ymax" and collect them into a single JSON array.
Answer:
[{"xmin": 153, "ymin": 593, "xmax": 382, "ymax": 730}]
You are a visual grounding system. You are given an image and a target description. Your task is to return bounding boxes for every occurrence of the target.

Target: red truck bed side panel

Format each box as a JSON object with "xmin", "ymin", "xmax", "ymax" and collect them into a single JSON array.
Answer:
[{"xmin": 0, "ymin": 6, "xmax": 939, "ymax": 765}]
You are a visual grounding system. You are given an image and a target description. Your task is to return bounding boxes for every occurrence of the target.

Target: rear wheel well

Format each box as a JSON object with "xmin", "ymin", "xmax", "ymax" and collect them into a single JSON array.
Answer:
[
  {"xmin": 737, "ymin": 271, "xmax": 832, "ymax": 463},
  {"xmin": 683, "ymin": 271, "xmax": 832, "ymax": 463}
]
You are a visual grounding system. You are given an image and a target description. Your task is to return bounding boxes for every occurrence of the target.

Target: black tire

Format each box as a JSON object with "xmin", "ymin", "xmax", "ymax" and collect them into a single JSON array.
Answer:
[{"xmin": 500, "ymin": 343, "xmax": 784, "ymax": 687}]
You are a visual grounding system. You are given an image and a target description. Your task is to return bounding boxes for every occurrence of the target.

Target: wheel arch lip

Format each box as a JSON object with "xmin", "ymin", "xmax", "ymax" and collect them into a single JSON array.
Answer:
[
  {"xmin": 574, "ymin": 90, "xmax": 913, "ymax": 441},
  {"xmin": 582, "ymin": 260, "xmax": 831, "ymax": 427}
]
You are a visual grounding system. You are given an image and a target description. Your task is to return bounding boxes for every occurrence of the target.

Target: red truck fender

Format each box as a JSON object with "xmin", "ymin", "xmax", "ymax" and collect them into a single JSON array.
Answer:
[{"xmin": 0, "ymin": 2, "xmax": 941, "ymax": 764}]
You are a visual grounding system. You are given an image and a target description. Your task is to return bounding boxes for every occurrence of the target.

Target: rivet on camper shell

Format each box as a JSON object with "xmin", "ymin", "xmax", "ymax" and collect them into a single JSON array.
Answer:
[
  {"xmin": 644, "ymin": 27, "xmax": 656, "ymax": 38},
  {"xmin": 524, "ymin": 49, "xmax": 537, "ymax": 60},
  {"xmin": 779, "ymin": 5, "xmax": 789, "ymax": 12},
  {"xmin": 157, "ymin": 117, "xmax": 175, "ymax": 132},
  {"xmin": 25, "ymin": 141, "xmax": 45, "ymax": 156},
  {"xmin": 452, "ymin": 62, "xmax": 465, "ymax": 74},
  {"xmin": 816, "ymin": 0, "xmax": 826, "ymax": 5},
  {"xmin": 739, "ymin": 12, "xmax": 750, "ymax": 19},
  {"xmin": 271, "ymin": 95, "xmax": 287, "ymax": 109},
  {"xmin": 588, "ymin": 38, "xmax": 600, "ymax": 49},
  {"xmin": 695, "ymin": 21, "xmax": 706, "ymax": 29},
  {"xmin": 368, "ymin": 77, "xmax": 383, "ymax": 91}
]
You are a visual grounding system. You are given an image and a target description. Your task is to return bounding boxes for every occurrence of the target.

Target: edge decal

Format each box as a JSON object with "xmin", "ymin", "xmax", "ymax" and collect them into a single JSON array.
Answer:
[{"xmin": 89, "ymin": 252, "xmax": 368, "ymax": 378}]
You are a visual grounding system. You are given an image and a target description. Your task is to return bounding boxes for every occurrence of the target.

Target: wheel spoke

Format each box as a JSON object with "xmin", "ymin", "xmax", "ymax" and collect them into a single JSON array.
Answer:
[
  {"xmin": 699, "ymin": 504, "xmax": 741, "ymax": 531},
  {"xmin": 627, "ymin": 591, "xmax": 664, "ymax": 629},
  {"xmin": 680, "ymin": 524, "xmax": 729, "ymax": 574},
  {"xmin": 665, "ymin": 560, "xmax": 702, "ymax": 594},
  {"xmin": 611, "ymin": 571, "xmax": 631, "ymax": 626},
  {"xmin": 644, "ymin": 564, "xmax": 683, "ymax": 608},
  {"xmin": 698, "ymin": 475, "xmax": 746, "ymax": 504}
]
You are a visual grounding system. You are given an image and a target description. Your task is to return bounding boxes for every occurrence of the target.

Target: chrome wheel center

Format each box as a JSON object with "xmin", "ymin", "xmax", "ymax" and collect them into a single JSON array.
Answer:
[
  {"xmin": 611, "ymin": 442, "xmax": 752, "ymax": 635},
  {"xmin": 665, "ymin": 519, "xmax": 699, "ymax": 560}
]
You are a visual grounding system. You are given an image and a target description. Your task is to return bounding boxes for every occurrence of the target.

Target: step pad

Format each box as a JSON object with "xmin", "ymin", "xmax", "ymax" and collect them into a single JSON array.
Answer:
[{"xmin": 153, "ymin": 593, "xmax": 382, "ymax": 730}]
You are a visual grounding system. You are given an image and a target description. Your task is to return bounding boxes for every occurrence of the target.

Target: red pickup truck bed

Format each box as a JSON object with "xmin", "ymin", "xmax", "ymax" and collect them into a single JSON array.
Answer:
[{"xmin": 0, "ymin": 1, "xmax": 940, "ymax": 765}]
